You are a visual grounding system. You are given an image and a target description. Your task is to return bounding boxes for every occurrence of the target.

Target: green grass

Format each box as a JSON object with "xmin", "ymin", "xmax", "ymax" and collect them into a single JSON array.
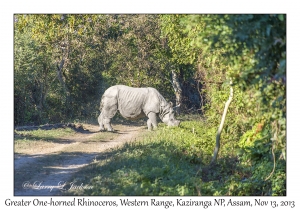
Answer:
[
  {"xmin": 65, "ymin": 139, "xmax": 202, "ymax": 195},
  {"xmin": 14, "ymin": 128, "xmax": 78, "ymax": 154},
  {"xmin": 65, "ymin": 118, "xmax": 286, "ymax": 196},
  {"xmin": 15, "ymin": 127, "xmax": 77, "ymax": 141},
  {"xmin": 63, "ymin": 121, "xmax": 238, "ymax": 195},
  {"xmin": 86, "ymin": 132, "xmax": 117, "ymax": 142}
]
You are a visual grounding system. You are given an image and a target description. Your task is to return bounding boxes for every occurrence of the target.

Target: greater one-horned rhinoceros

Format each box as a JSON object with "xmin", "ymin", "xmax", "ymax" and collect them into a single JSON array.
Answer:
[{"xmin": 98, "ymin": 85, "xmax": 180, "ymax": 131}]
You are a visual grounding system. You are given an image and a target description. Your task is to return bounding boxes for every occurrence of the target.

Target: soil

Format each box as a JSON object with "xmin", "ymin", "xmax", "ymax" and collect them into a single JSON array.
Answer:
[{"xmin": 14, "ymin": 123, "xmax": 144, "ymax": 196}]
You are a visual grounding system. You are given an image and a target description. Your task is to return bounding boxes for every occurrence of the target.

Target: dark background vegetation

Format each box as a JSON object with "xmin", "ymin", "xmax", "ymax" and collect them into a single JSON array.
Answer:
[{"xmin": 14, "ymin": 14, "xmax": 286, "ymax": 195}]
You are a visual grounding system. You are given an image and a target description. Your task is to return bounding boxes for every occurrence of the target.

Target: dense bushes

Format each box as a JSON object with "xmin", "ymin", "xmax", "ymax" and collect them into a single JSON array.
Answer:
[{"xmin": 160, "ymin": 14, "xmax": 286, "ymax": 194}]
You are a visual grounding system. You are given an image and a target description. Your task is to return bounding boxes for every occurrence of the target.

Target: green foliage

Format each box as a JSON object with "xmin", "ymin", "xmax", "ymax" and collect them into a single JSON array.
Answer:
[
  {"xmin": 14, "ymin": 15, "xmax": 110, "ymax": 124},
  {"xmin": 177, "ymin": 14, "xmax": 286, "ymax": 157},
  {"xmin": 160, "ymin": 14, "xmax": 201, "ymax": 65},
  {"xmin": 239, "ymin": 123, "xmax": 266, "ymax": 150},
  {"xmin": 14, "ymin": 31, "xmax": 55, "ymax": 124},
  {"xmin": 160, "ymin": 14, "xmax": 286, "ymax": 195},
  {"xmin": 101, "ymin": 15, "xmax": 169, "ymax": 89}
]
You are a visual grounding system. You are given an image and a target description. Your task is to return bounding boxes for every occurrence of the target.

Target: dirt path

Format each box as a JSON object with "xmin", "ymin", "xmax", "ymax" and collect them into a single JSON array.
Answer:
[{"xmin": 14, "ymin": 123, "xmax": 144, "ymax": 196}]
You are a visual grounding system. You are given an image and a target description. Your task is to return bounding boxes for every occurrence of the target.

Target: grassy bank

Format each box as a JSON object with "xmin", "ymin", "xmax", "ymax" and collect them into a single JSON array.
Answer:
[{"xmin": 66, "ymin": 118, "xmax": 286, "ymax": 196}]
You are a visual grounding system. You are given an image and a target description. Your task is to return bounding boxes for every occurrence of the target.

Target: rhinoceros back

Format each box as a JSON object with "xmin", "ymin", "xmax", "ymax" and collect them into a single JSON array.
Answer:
[{"xmin": 117, "ymin": 85, "xmax": 149, "ymax": 119}]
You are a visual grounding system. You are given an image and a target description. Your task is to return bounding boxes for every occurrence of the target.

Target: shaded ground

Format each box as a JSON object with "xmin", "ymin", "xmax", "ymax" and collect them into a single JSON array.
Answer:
[{"xmin": 14, "ymin": 123, "xmax": 144, "ymax": 196}]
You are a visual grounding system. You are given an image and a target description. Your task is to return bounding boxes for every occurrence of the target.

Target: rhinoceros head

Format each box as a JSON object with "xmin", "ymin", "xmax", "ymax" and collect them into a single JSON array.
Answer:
[{"xmin": 160, "ymin": 102, "xmax": 180, "ymax": 127}]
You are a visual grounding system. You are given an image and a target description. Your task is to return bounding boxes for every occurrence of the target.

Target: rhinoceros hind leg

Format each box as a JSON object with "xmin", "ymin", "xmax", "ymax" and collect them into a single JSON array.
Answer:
[
  {"xmin": 98, "ymin": 114, "xmax": 105, "ymax": 131},
  {"xmin": 98, "ymin": 96, "xmax": 118, "ymax": 131},
  {"xmin": 98, "ymin": 113, "xmax": 114, "ymax": 132},
  {"xmin": 147, "ymin": 112, "xmax": 158, "ymax": 131}
]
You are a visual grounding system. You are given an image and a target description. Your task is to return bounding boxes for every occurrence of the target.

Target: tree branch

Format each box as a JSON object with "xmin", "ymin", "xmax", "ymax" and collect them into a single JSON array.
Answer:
[
  {"xmin": 265, "ymin": 142, "xmax": 276, "ymax": 181},
  {"xmin": 56, "ymin": 59, "xmax": 70, "ymax": 97},
  {"xmin": 170, "ymin": 69, "xmax": 182, "ymax": 114},
  {"xmin": 210, "ymin": 79, "xmax": 233, "ymax": 164}
]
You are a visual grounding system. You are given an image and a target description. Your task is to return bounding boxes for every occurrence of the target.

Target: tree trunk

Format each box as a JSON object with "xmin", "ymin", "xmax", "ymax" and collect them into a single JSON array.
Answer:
[
  {"xmin": 171, "ymin": 69, "xmax": 182, "ymax": 114},
  {"xmin": 36, "ymin": 65, "xmax": 50, "ymax": 124},
  {"xmin": 41, "ymin": 65, "xmax": 50, "ymax": 107},
  {"xmin": 56, "ymin": 59, "xmax": 70, "ymax": 97},
  {"xmin": 210, "ymin": 79, "xmax": 233, "ymax": 164}
]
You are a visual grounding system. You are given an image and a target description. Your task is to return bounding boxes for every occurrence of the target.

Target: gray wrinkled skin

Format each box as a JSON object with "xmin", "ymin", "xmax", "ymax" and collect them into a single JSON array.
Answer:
[{"xmin": 98, "ymin": 85, "xmax": 180, "ymax": 131}]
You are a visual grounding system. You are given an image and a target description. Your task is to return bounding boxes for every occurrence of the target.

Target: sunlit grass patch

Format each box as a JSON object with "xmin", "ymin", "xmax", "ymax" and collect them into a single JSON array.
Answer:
[
  {"xmin": 14, "ymin": 128, "xmax": 77, "ymax": 154},
  {"xmin": 15, "ymin": 127, "xmax": 76, "ymax": 140},
  {"xmin": 14, "ymin": 139, "xmax": 58, "ymax": 154},
  {"xmin": 88, "ymin": 132, "xmax": 118, "ymax": 142}
]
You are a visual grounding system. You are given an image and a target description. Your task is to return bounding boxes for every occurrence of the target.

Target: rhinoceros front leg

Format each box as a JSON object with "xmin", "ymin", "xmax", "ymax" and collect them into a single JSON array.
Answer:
[
  {"xmin": 104, "ymin": 117, "xmax": 114, "ymax": 132},
  {"xmin": 147, "ymin": 112, "xmax": 158, "ymax": 131}
]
